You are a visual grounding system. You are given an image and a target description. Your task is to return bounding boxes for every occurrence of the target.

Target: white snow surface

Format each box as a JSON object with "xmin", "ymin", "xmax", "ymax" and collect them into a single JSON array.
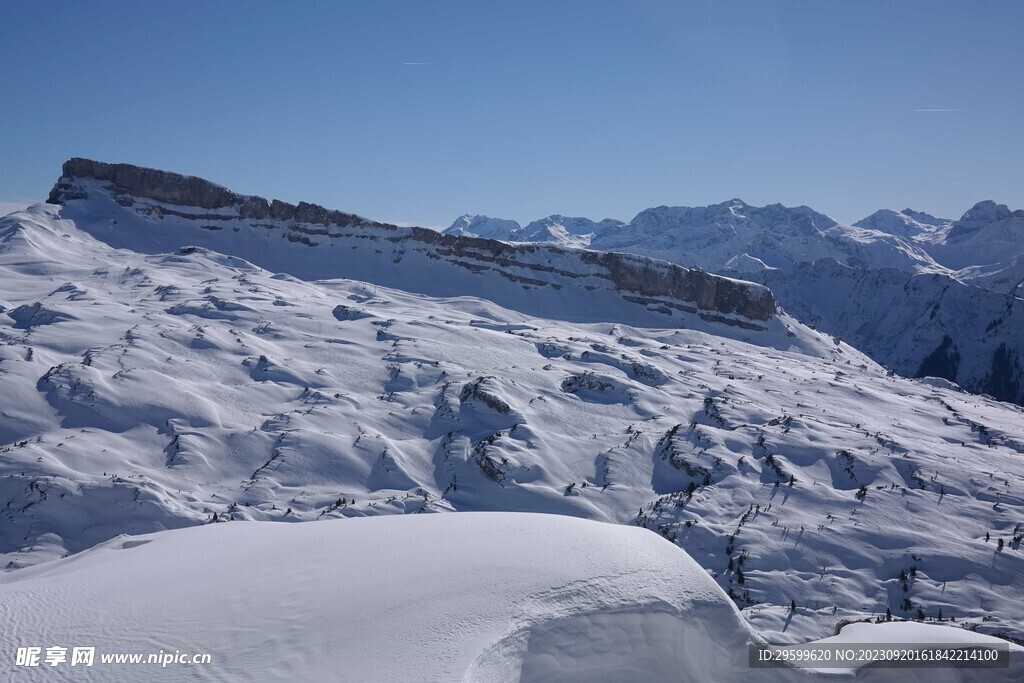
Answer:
[
  {"xmin": 2, "ymin": 188, "xmax": 1024, "ymax": 654},
  {"xmin": 1, "ymin": 513, "xmax": 1020, "ymax": 682},
  {"xmin": 4, "ymin": 513, "xmax": 747, "ymax": 682}
]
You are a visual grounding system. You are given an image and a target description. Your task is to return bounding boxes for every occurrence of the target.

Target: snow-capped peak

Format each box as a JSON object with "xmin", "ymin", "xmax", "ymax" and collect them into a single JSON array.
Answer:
[
  {"xmin": 947, "ymin": 200, "xmax": 1024, "ymax": 238},
  {"xmin": 624, "ymin": 200, "xmax": 837, "ymax": 239},
  {"xmin": 934, "ymin": 200, "xmax": 1024, "ymax": 255},
  {"xmin": 900, "ymin": 207, "xmax": 949, "ymax": 227},
  {"xmin": 854, "ymin": 208, "xmax": 950, "ymax": 237},
  {"xmin": 515, "ymin": 214, "xmax": 626, "ymax": 246},
  {"xmin": 443, "ymin": 214, "xmax": 522, "ymax": 240},
  {"xmin": 521, "ymin": 214, "xmax": 625, "ymax": 237}
]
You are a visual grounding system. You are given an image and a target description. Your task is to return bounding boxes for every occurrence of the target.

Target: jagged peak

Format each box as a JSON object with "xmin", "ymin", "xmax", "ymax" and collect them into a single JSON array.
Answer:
[
  {"xmin": 443, "ymin": 214, "xmax": 521, "ymax": 239},
  {"xmin": 854, "ymin": 207, "xmax": 951, "ymax": 236},
  {"xmin": 628, "ymin": 199, "xmax": 837, "ymax": 236},
  {"xmin": 957, "ymin": 200, "xmax": 1018, "ymax": 224},
  {"xmin": 521, "ymin": 214, "xmax": 625, "ymax": 237},
  {"xmin": 947, "ymin": 200, "xmax": 1024, "ymax": 240},
  {"xmin": 900, "ymin": 208, "xmax": 948, "ymax": 225}
]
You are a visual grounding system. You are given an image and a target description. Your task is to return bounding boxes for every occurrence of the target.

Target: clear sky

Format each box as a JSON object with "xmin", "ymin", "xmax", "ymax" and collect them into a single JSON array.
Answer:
[{"xmin": 1, "ymin": 1, "xmax": 1021, "ymax": 227}]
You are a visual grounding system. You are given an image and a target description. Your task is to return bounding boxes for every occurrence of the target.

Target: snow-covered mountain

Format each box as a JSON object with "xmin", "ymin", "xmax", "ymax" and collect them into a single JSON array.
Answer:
[
  {"xmin": 515, "ymin": 215, "xmax": 626, "ymax": 248},
  {"xmin": 928, "ymin": 202, "xmax": 1024, "ymax": 285},
  {"xmin": 445, "ymin": 213, "xmax": 626, "ymax": 250},
  {"xmin": 443, "ymin": 214, "xmax": 523, "ymax": 241},
  {"xmin": 854, "ymin": 207, "xmax": 952, "ymax": 239},
  {"xmin": 856, "ymin": 202, "xmax": 1024, "ymax": 293},
  {"xmin": 451, "ymin": 199, "xmax": 1024, "ymax": 404},
  {"xmin": 459, "ymin": 199, "xmax": 943, "ymax": 274},
  {"xmin": 2, "ymin": 159, "xmax": 1024, "ymax": 650}
]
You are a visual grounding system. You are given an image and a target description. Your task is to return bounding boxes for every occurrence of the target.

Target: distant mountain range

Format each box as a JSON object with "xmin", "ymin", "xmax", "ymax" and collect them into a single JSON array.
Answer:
[{"xmin": 445, "ymin": 199, "xmax": 1024, "ymax": 404}]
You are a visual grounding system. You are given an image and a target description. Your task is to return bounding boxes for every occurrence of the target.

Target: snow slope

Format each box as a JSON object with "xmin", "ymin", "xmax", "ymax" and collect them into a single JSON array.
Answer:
[
  {"xmin": 1, "ymin": 513, "xmax": 1020, "ymax": 682},
  {"xmin": 2, "ymin": 191, "xmax": 1024, "ymax": 647},
  {"xmin": 723, "ymin": 261, "xmax": 1024, "ymax": 404}
]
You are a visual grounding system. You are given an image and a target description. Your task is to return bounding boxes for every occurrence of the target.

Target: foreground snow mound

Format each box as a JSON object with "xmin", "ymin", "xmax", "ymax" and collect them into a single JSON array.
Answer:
[
  {"xmin": 2, "ymin": 514, "xmax": 1018, "ymax": 683},
  {"xmin": 0, "ymin": 513, "xmax": 751, "ymax": 682}
]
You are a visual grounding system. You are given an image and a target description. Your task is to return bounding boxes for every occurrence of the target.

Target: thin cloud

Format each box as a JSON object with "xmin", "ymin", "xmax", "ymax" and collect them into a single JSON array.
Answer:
[
  {"xmin": 913, "ymin": 108, "xmax": 963, "ymax": 112},
  {"xmin": 402, "ymin": 62, "xmax": 433, "ymax": 66}
]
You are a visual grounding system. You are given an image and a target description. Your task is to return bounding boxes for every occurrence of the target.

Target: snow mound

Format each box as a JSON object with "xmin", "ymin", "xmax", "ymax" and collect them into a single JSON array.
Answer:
[
  {"xmin": 0, "ymin": 513, "xmax": 759, "ymax": 682},
  {"xmin": 3, "ymin": 513, "xmax": 1017, "ymax": 682}
]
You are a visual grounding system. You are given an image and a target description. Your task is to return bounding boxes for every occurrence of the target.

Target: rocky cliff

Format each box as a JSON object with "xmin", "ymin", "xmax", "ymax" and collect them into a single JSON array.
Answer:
[{"xmin": 50, "ymin": 157, "xmax": 386, "ymax": 228}]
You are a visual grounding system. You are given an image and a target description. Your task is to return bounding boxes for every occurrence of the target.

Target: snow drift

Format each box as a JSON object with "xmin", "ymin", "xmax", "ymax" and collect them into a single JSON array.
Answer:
[{"xmin": 2, "ymin": 513, "xmax": 1019, "ymax": 682}]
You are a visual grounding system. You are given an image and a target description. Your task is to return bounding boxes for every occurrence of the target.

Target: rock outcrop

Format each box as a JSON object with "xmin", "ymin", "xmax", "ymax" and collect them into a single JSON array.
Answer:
[{"xmin": 49, "ymin": 158, "xmax": 386, "ymax": 229}]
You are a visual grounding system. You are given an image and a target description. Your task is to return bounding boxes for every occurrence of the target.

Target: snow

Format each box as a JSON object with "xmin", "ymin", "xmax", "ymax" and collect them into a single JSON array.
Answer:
[
  {"xmin": 2, "ymin": 197, "xmax": 1024, "ymax": 647},
  {"xmin": 0, "ymin": 513, "xmax": 750, "ymax": 682},
  {"xmin": 820, "ymin": 621, "xmax": 1022, "ymax": 648},
  {"xmin": 854, "ymin": 208, "xmax": 951, "ymax": 239},
  {"xmin": 1, "ymin": 513, "xmax": 1019, "ymax": 682},
  {"xmin": 4, "ymin": 165, "xmax": 1024, "ymax": 678}
]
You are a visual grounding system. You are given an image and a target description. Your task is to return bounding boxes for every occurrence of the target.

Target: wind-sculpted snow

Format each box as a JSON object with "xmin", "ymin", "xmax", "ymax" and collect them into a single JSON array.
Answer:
[
  {"xmin": 0, "ymin": 514, "xmax": 1019, "ymax": 682},
  {"xmin": 2, "ymin": 204, "xmax": 1024, "ymax": 646}
]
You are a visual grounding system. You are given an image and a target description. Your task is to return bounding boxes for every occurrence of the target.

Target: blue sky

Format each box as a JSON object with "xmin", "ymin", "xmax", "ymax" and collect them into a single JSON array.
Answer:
[{"xmin": 1, "ymin": 1, "xmax": 1021, "ymax": 226}]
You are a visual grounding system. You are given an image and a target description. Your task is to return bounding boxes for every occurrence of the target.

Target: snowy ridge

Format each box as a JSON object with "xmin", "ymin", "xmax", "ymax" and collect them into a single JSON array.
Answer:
[
  {"xmin": 47, "ymin": 159, "xmax": 779, "ymax": 331},
  {"xmin": 854, "ymin": 208, "xmax": 952, "ymax": 239}
]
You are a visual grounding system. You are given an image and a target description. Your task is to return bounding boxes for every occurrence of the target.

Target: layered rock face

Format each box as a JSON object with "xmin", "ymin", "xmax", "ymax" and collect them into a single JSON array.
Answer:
[
  {"xmin": 587, "ymin": 251, "xmax": 774, "ymax": 321},
  {"xmin": 49, "ymin": 157, "xmax": 386, "ymax": 228},
  {"xmin": 46, "ymin": 158, "xmax": 777, "ymax": 326}
]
